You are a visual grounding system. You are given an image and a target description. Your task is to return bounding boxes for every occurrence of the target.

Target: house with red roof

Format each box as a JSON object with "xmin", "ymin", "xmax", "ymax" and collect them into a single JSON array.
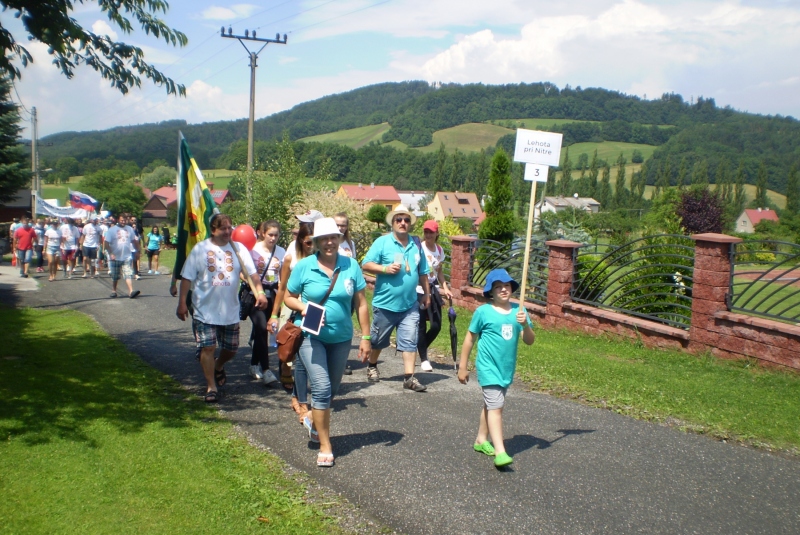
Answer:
[
  {"xmin": 336, "ymin": 183, "xmax": 401, "ymax": 210},
  {"xmin": 735, "ymin": 207, "xmax": 779, "ymax": 233},
  {"xmin": 142, "ymin": 182, "xmax": 233, "ymax": 226}
]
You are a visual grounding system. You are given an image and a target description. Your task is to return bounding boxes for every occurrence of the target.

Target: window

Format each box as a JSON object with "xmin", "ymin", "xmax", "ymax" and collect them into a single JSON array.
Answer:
[
  {"xmin": 458, "ymin": 198, "xmax": 469, "ymax": 205},
  {"xmin": 444, "ymin": 195, "xmax": 449, "ymax": 200},
  {"xmin": 448, "ymin": 208, "xmax": 452, "ymax": 213},
  {"xmin": 462, "ymin": 208, "xmax": 466, "ymax": 213},
  {"xmin": 473, "ymin": 209, "xmax": 477, "ymax": 213}
]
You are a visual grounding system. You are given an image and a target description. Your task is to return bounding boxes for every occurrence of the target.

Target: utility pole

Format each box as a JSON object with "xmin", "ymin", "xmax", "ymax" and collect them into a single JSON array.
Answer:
[
  {"xmin": 30, "ymin": 107, "xmax": 39, "ymax": 218},
  {"xmin": 221, "ymin": 27, "xmax": 288, "ymax": 172}
]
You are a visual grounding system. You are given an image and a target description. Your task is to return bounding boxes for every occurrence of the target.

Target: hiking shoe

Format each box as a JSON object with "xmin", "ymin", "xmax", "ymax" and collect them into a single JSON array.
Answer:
[
  {"xmin": 494, "ymin": 452, "xmax": 513, "ymax": 468},
  {"xmin": 343, "ymin": 364, "xmax": 352, "ymax": 375},
  {"xmin": 366, "ymin": 366, "xmax": 380, "ymax": 382},
  {"xmin": 262, "ymin": 370, "xmax": 279, "ymax": 385},
  {"xmin": 420, "ymin": 360, "xmax": 433, "ymax": 372},
  {"xmin": 474, "ymin": 441, "xmax": 496, "ymax": 456},
  {"xmin": 249, "ymin": 364, "xmax": 263, "ymax": 380},
  {"xmin": 403, "ymin": 376, "xmax": 427, "ymax": 392}
]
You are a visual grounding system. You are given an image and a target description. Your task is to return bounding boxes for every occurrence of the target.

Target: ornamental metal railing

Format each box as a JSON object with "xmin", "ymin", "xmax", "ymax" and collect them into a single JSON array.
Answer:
[
  {"xmin": 728, "ymin": 240, "xmax": 800, "ymax": 323},
  {"xmin": 469, "ymin": 237, "xmax": 549, "ymax": 305},
  {"xmin": 572, "ymin": 234, "xmax": 695, "ymax": 329}
]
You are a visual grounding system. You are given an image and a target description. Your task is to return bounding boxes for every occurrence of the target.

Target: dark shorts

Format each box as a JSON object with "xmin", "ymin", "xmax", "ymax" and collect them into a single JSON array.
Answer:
[
  {"xmin": 82, "ymin": 246, "xmax": 98, "ymax": 260},
  {"xmin": 146, "ymin": 248, "xmax": 159, "ymax": 259},
  {"xmin": 61, "ymin": 249, "xmax": 77, "ymax": 261},
  {"xmin": 192, "ymin": 319, "xmax": 240, "ymax": 351}
]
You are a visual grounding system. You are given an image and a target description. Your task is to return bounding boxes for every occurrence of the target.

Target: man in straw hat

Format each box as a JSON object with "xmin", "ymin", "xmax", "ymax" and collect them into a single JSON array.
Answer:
[{"xmin": 361, "ymin": 205, "xmax": 431, "ymax": 392}]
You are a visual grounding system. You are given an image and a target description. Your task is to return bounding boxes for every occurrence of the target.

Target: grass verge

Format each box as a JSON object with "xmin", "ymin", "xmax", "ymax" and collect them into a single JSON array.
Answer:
[
  {"xmin": 0, "ymin": 306, "xmax": 348, "ymax": 534},
  {"xmin": 426, "ymin": 303, "xmax": 800, "ymax": 454}
]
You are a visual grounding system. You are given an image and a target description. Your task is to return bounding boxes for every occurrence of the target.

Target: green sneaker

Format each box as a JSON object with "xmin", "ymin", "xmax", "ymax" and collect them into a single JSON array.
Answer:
[
  {"xmin": 494, "ymin": 452, "xmax": 513, "ymax": 468},
  {"xmin": 473, "ymin": 441, "xmax": 495, "ymax": 456}
]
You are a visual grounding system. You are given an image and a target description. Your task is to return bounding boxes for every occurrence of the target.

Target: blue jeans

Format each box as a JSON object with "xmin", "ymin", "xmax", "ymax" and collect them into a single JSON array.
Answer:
[
  {"xmin": 16, "ymin": 249, "xmax": 32, "ymax": 273},
  {"xmin": 371, "ymin": 306, "xmax": 420, "ymax": 352},
  {"xmin": 292, "ymin": 350, "xmax": 309, "ymax": 405},
  {"xmin": 297, "ymin": 337, "xmax": 351, "ymax": 410}
]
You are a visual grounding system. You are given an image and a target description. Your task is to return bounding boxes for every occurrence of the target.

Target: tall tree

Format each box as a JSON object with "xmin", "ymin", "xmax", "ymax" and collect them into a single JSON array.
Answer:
[
  {"xmin": 0, "ymin": 78, "xmax": 28, "ymax": 203},
  {"xmin": 0, "ymin": 1, "xmax": 187, "ymax": 95},
  {"xmin": 716, "ymin": 158, "xmax": 731, "ymax": 202},
  {"xmin": 587, "ymin": 149, "xmax": 599, "ymax": 198},
  {"xmin": 597, "ymin": 164, "xmax": 612, "ymax": 209},
  {"xmin": 475, "ymin": 149, "xmax": 488, "ymax": 199},
  {"xmin": 613, "ymin": 152, "xmax": 627, "ymax": 208},
  {"xmin": 449, "ymin": 149, "xmax": 463, "ymax": 191},
  {"xmin": 786, "ymin": 164, "xmax": 799, "ymax": 215},
  {"xmin": 654, "ymin": 158, "xmax": 671, "ymax": 197},
  {"xmin": 734, "ymin": 161, "xmax": 747, "ymax": 210},
  {"xmin": 676, "ymin": 157, "xmax": 689, "ymax": 188},
  {"xmin": 755, "ymin": 161, "xmax": 769, "ymax": 207},
  {"xmin": 692, "ymin": 159, "xmax": 709, "ymax": 186},
  {"xmin": 433, "ymin": 143, "xmax": 447, "ymax": 191},
  {"xmin": 558, "ymin": 147, "xmax": 573, "ymax": 196},
  {"xmin": 478, "ymin": 149, "xmax": 516, "ymax": 243}
]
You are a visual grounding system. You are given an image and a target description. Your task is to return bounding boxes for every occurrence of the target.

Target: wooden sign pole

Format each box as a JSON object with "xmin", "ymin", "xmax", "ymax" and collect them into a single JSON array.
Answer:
[{"xmin": 518, "ymin": 179, "xmax": 538, "ymax": 302}]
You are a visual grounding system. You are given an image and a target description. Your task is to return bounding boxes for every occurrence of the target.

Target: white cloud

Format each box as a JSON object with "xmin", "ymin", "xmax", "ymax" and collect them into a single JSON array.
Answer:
[
  {"xmin": 91, "ymin": 20, "xmax": 118, "ymax": 41},
  {"xmin": 278, "ymin": 57, "xmax": 299, "ymax": 65},
  {"xmin": 201, "ymin": 4, "xmax": 260, "ymax": 21}
]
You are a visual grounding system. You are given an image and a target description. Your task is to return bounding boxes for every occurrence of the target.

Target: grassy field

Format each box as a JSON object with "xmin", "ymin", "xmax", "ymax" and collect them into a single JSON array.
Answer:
[
  {"xmin": 0, "ymin": 306, "xmax": 352, "ymax": 534},
  {"xmin": 491, "ymin": 118, "xmax": 599, "ymax": 129},
  {"xmin": 299, "ymin": 123, "xmax": 392, "ymax": 149},
  {"xmin": 425, "ymin": 302, "xmax": 800, "ymax": 453},
  {"xmin": 416, "ymin": 123, "xmax": 514, "ymax": 154}
]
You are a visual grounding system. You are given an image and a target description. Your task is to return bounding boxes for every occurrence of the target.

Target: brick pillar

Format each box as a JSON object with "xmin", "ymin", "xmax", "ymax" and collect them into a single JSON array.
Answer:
[
  {"xmin": 689, "ymin": 233, "xmax": 742, "ymax": 351},
  {"xmin": 544, "ymin": 239, "xmax": 582, "ymax": 326},
  {"xmin": 449, "ymin": 235, "xmax": 477, "ymax": 305}
]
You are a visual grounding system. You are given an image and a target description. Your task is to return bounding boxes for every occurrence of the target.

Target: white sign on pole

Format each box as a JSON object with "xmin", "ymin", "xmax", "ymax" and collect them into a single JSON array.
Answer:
[
  {"xmin": 524, "ymin": 163, "xmax": 549, "ymax": 183},
  {"xmin": 513, "ymin": 129, "xmax": 563, "ymax": 167}
]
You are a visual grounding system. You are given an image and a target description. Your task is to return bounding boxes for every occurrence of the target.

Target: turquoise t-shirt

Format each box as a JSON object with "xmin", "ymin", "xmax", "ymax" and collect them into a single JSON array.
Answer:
[
  {"xmin": 468, "ymin": 304, "xmax": 533, "ymax": 388},
  {"xmin": 146, "ymin": 232, "xmax": 163, "ymax": 251},
  {"xmin": 287, "ymin": 253, "xmax": 366, "ymax": 344},
  {"xmin": 362, "ymin": 233, "xmax": 429, "ymax": 313}
]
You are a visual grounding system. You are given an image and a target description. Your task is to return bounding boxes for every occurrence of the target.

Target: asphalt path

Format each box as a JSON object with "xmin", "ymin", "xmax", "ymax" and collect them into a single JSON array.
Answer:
[{"xmin": 5, "ymin": 264, "xmax": 800, "ymax": 534}]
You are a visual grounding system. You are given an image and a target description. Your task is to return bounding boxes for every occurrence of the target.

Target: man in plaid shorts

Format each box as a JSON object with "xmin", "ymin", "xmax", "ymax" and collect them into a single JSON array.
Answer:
[
  {"xmin": 103, "ymin": 215, "xmax": 141, "ymax": 299},
  {"xmin": 176, "ymin": 213, "xmax": 268, "ymax": 403}
]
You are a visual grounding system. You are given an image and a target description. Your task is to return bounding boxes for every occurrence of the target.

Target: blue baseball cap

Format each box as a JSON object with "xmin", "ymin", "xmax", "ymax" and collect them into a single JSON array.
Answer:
[{"xmin": 482, "ymin": 269, "xmax": 520, "ymax": 298}]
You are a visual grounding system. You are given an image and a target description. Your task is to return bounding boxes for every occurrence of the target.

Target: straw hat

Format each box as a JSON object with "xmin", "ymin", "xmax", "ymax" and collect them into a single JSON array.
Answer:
[{"xmin": 385, "ymin": 205, "xmax": 416, "ymax": 226}]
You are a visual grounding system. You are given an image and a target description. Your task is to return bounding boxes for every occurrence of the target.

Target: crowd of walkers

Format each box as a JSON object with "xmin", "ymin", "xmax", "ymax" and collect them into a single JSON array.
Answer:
[{"xmin": 174, "ymin": 206, "xmax": 535, "ymax": 469}]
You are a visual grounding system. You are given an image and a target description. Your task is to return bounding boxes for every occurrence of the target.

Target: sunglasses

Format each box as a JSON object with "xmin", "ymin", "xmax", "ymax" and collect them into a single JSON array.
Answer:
[
  {"xmin": 394, "ymin": 217, "xmax": 411, "ymax": 224},
  {"xmin": 302, "ymin": 240, "xmax": 313, "ymax": 246}
]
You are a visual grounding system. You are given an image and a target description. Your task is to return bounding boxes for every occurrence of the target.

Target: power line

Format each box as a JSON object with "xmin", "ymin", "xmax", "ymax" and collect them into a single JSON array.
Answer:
[{"xmin": 288, "ymin": 0, "xmax": 391, "ymax": 34}]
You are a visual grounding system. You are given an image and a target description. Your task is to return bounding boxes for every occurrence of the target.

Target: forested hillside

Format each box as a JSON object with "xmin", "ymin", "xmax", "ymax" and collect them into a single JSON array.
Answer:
[{"xmin": 38, "ymin": 81, "xmax": 800, "ymax": 196}]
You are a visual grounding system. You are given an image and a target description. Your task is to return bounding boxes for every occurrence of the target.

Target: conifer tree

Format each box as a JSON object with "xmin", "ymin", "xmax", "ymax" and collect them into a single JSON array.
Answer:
[
  {"xmin": 433, "ymin": 143, "xmax": 447, "ymax": 191},
  {"xmin": 597, "ymin": 164, "xmax": 612, "ymax": 209},
  {"xmin": 449, "ymin": 149, "xmax": 463, "ymax": 191},
  {"xmin": 676, "ymin": 157, "xmax": 689, "ymax": 188},
  {"xmin": 478, "ymin": 149, "xmax": 516, "ymax": 243},
  {"xmin": 734, "ymin": 161, "xmax": 747, "ymax": 209},
  {"xmin": 755, "ymin": 161, "xmax": 769, "ymax": 207},
  {"xmin": 559, "ymin": 147, "xmax": 572, "ymax": 196},
  {"xmin": 786, "ymin": 164, "xmax": 799, "ymax": 215},
  {"xmin": 654, "ymin": 159, "xmax": 671, "ymax": 197},
  {"xmin": 692, "ymin": 159, "xmax": 709, "ymax": 186},
  {"xmin": 716, "ymin": 159, "xmax": 731, "ymax": 202},
  {"xmin": 587, "ymin": 149, "xmax": 599, "ymax": 198},
  {"xmin": 613, "ymin": 153, "xmax": 627, "ymax": 207},
  {"xmin": 0, "ymin": 79, "xmax": 29, "ymax": 203},
  {"xmin": 475, "ymin": 149, "xmax": 488, "ymax": 199}
]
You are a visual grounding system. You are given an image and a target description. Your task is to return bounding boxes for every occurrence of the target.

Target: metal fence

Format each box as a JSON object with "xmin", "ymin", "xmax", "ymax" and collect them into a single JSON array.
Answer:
[
  {"xmin": 572, "ymin": 234, "xmax": 695, "ymax": 329},
  {"xmin": 729, "ymin": 240, "xmax": 800, "ymax": 323},
  {"xmin": 468, "ymin": 237, "xmax": 549, "ymax": 305}
]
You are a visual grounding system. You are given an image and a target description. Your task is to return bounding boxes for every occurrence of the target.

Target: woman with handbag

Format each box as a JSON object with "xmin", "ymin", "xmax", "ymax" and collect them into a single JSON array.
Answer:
[
  {"xmin": 416, "ymin": 220, "xmax": 453, "ymax": 372},
  {"xmin": 247, "ymin": 220, "xmax": 285, "ymax": 385},
  {"xmin": 271, "ymin": 223, "xmax": 314, "ymax": 413},
  {"xmin": 284, "ymin": 217, "xmax": 371, "ymax": 467}
]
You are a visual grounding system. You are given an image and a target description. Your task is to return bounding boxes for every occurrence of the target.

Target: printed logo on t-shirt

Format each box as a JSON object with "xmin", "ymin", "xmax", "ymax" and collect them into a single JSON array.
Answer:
[
  {"xmin": 207, "ymin": 249, "xmax": 234, "ymax": 286},
  {"xmin": 344, "ymin": 278, "xmax": 354, "ymax": 296},
  {"xmin": 502, "ymin": 324, "xmax": 513, "ymax": 341}
]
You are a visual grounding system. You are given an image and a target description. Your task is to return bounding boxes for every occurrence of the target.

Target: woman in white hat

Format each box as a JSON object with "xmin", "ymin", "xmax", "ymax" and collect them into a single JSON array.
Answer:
[{"xmin": 284, "ymin": 217, "xmax": 372, "ymax": 467}]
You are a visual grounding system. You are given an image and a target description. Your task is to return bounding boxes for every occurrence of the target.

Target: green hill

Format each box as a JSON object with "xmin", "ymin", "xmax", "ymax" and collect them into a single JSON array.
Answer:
[{"xmin": 300, "ymin": 123, "xmax": 392, "ymax": 149}]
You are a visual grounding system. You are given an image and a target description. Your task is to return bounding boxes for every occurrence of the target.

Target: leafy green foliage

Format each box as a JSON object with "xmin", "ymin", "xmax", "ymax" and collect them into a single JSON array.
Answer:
[
  {"xmin": 479, "ymin": 149, "xmax": 515, "ymax": 243},
  {"xmin": 0, "ymin": 1, "xmax": 187, "ymax": 95},
  {"xmin": 141, "ymin": 165, "xmax": 176, "ymax": 191},
  {"xmin": 0, "ymin": 78, "xmax": 28, "ymax": 203},
  {"xmin": 80, "ymin": 169, "xmax": 146, "ymax": 217},
  {"xmin": 366, "ymin": 205, "xmax": 389, "ymax": 228}
]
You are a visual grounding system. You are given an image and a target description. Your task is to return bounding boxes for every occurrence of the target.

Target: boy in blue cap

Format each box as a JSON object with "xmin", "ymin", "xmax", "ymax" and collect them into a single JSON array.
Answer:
[{"xmin": 458, "ymin": 268, "xmax": 535, "ymax": 468}]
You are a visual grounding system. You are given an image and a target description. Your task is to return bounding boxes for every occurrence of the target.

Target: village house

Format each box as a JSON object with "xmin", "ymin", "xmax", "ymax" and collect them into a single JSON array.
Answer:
[
  {"xmin": 142, "ymin": 182, "xmax": 232, "ymax": 227},
  {"xmin": 396, "ymin": 190, "xmax": 428, "ymax": 219},
  {"xmin": 335, "ymin": 183, "xmax": 400, "ymax": 210},
  {"xmin": 426, "ymin": 191, "xmax": 483, "ymax": 223},
  {"xmin": 735, "ymin": 207, "xmax": 779, "ymax": 233},
  {"xmin": 535, "ymin": 195, "xmax": 600, "ymax": 219}
]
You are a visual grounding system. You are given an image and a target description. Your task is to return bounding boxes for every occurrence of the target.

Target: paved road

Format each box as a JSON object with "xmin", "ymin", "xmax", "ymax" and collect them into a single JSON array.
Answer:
[{"xmin": 5, "ymin": 264, "xmax": 800, "ymax": 534}]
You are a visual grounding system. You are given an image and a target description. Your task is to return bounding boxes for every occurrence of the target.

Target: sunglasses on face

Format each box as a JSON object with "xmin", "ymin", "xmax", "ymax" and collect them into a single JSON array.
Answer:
[
  {"xmin": 394, "ymin": 217, "xmax": 411, "ymax": 224},
  {"xmin": 302, "ymin": 240, "xmax": 313, "ymax": 246}
]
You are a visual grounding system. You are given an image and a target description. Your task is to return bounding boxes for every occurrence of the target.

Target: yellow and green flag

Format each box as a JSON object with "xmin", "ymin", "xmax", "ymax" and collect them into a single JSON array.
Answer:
[{"xmin": 173, "ymin": 132, "xmax": 218, "ymax": 278}]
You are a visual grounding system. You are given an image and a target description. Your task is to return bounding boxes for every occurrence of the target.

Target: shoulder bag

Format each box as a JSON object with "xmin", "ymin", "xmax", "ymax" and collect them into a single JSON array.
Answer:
[
  {"xmin": 276, "ymin": 267, "xmax": 340, "ymax": 364},
  {"xmin": 238, "ymin": 246, "xmax": 276, "ymax": 321}
]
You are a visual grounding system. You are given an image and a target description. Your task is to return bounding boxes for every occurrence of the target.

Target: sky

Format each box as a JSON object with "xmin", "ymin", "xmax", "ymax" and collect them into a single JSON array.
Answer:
[{"xmin": 6, "ymin": 0, "xmax": 800, "ymax": 138}]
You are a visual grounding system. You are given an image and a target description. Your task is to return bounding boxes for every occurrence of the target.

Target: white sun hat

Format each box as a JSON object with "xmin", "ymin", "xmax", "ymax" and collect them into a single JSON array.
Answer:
[
  {"xmin": 312, "ymin": 217, "xmax": 343, "ymax": 239},
  {"xmin": 385, "ymin": 204, "xmax": 416, "ymax": 226}
]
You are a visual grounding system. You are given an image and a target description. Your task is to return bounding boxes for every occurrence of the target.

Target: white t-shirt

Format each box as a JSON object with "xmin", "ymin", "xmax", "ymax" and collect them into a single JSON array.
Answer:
[
  {"xmin": 99, "ymin": 224, "xmax": 109, "ymax": 240},
  {"xmin": 416, "ymin": 241, "xmax": 446, "ymax": 294},
  {"xmin": 250, "ymin": 243, "xmax": 285, "ymax": 285},
  {"xmin": 181, "ymin": 239, "xmax": 257, "ymax": 326},
  {"xmin": 44, "ymin": 228, "xmax": 60, "ymax": 249},
  {"xmin": 104, "ymin": 224, "xmax": 136, "ymax": 260},
  {"xmin": 338, "ymin": 238, "xmax": 356, "ymax": 259},
  {"xmin": 82, "ymin": 223, "xmax": 100, "ymax": 248},
  {"xmin": 59, "ymin": 224, "xmax": 80, "ymax": 250}
]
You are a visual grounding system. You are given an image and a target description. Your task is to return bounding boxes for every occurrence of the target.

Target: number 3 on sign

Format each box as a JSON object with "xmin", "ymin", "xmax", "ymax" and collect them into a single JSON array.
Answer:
[{"xmin": 524, "ymin": 163, "xmax": 549, "ymax": 183}]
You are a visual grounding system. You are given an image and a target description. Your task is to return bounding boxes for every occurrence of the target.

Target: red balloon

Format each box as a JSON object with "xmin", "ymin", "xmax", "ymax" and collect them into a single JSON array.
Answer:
[{"xmin": 232, "ymin": 224, "xmax": 257, "ymax": 250}]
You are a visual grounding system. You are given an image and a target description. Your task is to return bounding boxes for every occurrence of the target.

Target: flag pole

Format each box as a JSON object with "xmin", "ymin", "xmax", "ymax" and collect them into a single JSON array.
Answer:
[{"xmin": 518, "ymin": 179, "xmax": 537, "ymax": 303}]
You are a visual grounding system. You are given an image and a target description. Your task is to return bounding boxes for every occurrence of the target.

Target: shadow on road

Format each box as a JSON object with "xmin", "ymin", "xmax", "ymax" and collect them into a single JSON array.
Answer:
[
  {"xmin": 331, "ymin": 430, "xmax": 405, "ymax": 458},
  {"xmin": 505, "ymin": 428, "xmax": 595, "ymax": 456}
]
